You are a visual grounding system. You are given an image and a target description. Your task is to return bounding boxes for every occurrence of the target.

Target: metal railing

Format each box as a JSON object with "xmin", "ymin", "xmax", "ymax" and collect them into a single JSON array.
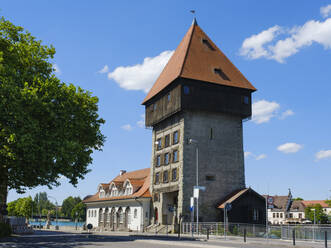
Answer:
[{"xmin": 181, "ymin": 222, "xmax": 331, "ymax": 242}]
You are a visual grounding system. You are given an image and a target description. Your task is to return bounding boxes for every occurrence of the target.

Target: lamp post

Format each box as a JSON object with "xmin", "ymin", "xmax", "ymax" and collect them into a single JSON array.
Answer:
[
  {"xmin": 189, "ymin": 138, "xmax": 199, "ymax": 234},
  {"xmin": 48, "ymin": 196, "xmax": 58, "ymax": 230}
]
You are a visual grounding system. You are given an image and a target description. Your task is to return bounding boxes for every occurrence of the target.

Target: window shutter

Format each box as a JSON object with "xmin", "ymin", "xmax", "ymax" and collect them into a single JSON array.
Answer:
[
  {"xmin": 176, "ymin": 168, "xmax": 179, "ymax": 181},
  {"xmin": 170, "ymin": 132, "xmax": 174, "ymax": 146},
  {"xmin": 160, "ymin": 171, "xmax": 163, "ymax": 183},
  {"xmin": 168, "ymin": 153, "xmax": 171, "ymax": 164},
  {"xmin": 170, "ymin": 169, "xmax": 173, "ymax": 181},
  {"xmin": 177, "ymin": 130, "xmax": 180, "ymax": 143}
]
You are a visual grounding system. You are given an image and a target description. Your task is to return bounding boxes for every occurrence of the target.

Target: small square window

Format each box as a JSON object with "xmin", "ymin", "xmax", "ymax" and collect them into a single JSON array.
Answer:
[
  {"xmin": 173, "ymin": 131, "xmax": 179, "ymax": 144},
  {"xmin": 167, "ymin": 93, "xmax": 171, "ymax": 102},
  {"xmin": 173, "ymin": 150, "xmax": 178, "ymax": 162},
  {"xmin": 183, "ymin": 86, "xmax": 190, "ymax": 95},
  {"xmin": 163, "ymin": 170, "xmax": 168, "ymax": 183},
  {"xmin": 153, "ymin": 103, "xmax": 157, "ymax": 111},
  {"xmin": 164, "ymin": 153, "xmax": 170, "ymax": 165},
  {"xmin": 206, "ymin": 175, "xmax": 215, "ymax": 181}
]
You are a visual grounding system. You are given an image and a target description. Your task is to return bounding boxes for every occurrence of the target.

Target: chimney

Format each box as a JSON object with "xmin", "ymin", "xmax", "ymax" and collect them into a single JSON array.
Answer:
[{"xmin": 120, "ymin": 170, "xmax": 126, "ymax": 176}]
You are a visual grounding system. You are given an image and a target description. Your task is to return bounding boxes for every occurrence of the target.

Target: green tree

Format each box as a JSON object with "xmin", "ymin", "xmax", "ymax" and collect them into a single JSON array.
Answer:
[
  {"xmin": 0, "ymin": 17, "xmax": 105, "ymax": 222},
  {"xmin": 34, "ymin": 192, "xmax": 55, "ymax": 215},
  {"xmin": 7, "ymin": 200, "xmax": 18, "ymax": 216},
  {"xmin": 71, "ymin": 202, "xmax": 86, "ymax": 221},
  {"xmin": 292, "ymin": 197, "xmax": 304, "ymax": 201},
  {"xmin": 305, "ymin": 204, "xmax": 328, "ymax": 224},
  {"xmin": 61, "ymin": 196, "xmax": 81, "ymax": 219}
]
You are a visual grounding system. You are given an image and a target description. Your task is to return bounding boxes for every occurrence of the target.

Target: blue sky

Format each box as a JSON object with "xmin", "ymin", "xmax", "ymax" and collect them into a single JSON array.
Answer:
[{"xmin": 3, "ymin": 0, "xmax": 331, "ymax": 205}]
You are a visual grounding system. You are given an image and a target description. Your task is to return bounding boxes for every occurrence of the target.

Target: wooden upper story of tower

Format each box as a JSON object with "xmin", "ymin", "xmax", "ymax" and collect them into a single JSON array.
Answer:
[{"xmin": 143, "ymin": 19, "xmax": 256, "ymax": 127}]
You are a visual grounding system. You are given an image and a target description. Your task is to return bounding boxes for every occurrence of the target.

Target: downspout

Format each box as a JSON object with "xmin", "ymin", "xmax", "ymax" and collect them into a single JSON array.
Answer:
[{"xmin": 134, "ymin": 197, "xmax": 144, "ymax": 232}]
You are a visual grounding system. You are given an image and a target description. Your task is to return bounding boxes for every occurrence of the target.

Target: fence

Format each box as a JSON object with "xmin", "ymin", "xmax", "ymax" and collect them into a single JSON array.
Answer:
[{"xmin": 181, "ymin": 222, "xmax": 331, "ymax": 242}]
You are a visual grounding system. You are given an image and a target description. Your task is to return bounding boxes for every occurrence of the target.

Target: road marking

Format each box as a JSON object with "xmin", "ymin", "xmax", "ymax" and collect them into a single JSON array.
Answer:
[{"xmin": 135, "ymin": 239, "xmax": 233, "ymax": 248}]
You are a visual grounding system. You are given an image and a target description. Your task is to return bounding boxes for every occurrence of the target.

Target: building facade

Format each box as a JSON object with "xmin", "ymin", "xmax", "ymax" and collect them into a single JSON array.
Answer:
[
  {"xmin": 83, "ymin": 168, "xmax": 151, "ymax": 231},
  {"xmin": 142, "ymin": 19, "xmax": 256, "ymax": 225}
]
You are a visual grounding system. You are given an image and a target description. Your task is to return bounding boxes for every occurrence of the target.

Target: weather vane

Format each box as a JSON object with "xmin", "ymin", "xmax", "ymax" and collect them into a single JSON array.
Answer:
[{"xmin": 190, "ymin": 10, "xmax": 197, "ymax": 25}]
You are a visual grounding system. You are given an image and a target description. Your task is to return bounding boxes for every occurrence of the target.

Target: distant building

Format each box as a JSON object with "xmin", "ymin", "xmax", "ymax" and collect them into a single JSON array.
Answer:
[
  {"xmin": 302, "ymin": 200, "xmax": 331, "ymax": 216},
  {"xmin": 265, "ymin": 190, "xmax": 305, "ymax": 224},
  {"xmin": 83, "ymin": 168, "xmax": 151, "ymax": 231}
]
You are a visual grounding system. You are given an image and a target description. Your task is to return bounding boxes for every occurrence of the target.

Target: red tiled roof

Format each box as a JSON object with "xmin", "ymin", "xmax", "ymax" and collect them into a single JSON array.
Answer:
[
  {"xmin": 302, "ymin": 200, "xmax": 330, "ymax": 208},
  {"xmin": 83, "ymin": 168, "xmax": 151, "ymax": 203},
  {"xmin": 142, "ymin": 21, "xmax": 256, "ymax": 104}
]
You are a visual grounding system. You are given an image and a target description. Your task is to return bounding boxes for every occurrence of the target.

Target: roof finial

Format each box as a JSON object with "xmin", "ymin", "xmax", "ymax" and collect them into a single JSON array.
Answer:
[{"xmin": 190, "ymin": 10, "xmax": 197, "ymax": 26}]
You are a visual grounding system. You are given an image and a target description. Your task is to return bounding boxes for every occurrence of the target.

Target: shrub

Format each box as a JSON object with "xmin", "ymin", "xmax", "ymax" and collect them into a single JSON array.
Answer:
[{"xmin": 0, "ymin": 223, "xmax": 12, "ymax": 238}]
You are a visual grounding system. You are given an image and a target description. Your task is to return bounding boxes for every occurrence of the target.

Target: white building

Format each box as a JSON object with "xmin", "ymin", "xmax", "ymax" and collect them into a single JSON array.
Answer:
[
  {"xmin": 265, "ymin": 191, "xmax": 305, "ymax": 225},
  {"xmin": 83, "ymin": 168, "xmax": 151, "ymax": 231}
]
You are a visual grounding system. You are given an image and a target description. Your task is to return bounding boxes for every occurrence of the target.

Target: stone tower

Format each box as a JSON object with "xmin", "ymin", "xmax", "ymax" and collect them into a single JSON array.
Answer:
[{"xmin": 142, "ymin": 19, "xmax": 256, "ymax": 224}]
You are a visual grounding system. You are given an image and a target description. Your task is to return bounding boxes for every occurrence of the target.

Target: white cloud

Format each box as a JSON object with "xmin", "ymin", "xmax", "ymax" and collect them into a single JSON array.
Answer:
[
  {"xmin": 121, "ymin": 124, "xmax": 133, "ymax": 131},
  {"xmin": 321, "ymin": 5, "xmax": 331, "ymax": 18},
  {"xmin": 240, "ymin": 10, "xmax": 331, "ymax": 62},
  {"xmin": 315, "ymin": 149, "xmax": 331, "ymax": 160},
  {"xmin": 108, "ymin": 50, "xmax": 174, "ymax": 93},
  {"xmin": 280, "ymin": 109, "xmax": 294, "ymax": 120},
  {"xmin": 53, "ymin": 64, "xmax": 61, "ymax": 75},
  {"xmin": 252, "ymin": 100, "xmax": 280, "ymax": 124},
  {"xmin": 256, "ymin": 154, "xmax": 267, "ymax": 160},
  {"xmin": 240, "ymin": 26, "xmax": 281, "ymax": 59},
  {"xmin": 277, "ymin": 143, "xmax": 303, "ymax": 153},
  {"xmin": 137, "ymin": 114, "xmax": 145, "ymax": 128},
  {"xmin": 244, "ymin": 151, "xmax": 252, "ymax": 158},
  {"xmin": 98, "ymin": 65, "xmax": 109, "ymax": 74}
]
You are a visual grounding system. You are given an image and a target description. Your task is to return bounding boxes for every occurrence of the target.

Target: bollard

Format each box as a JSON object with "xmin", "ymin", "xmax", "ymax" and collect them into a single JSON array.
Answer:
[
  {"xmin": 207, "ymin": 227, "xmax": 209, "ymax": 240},
  {"xmin": 325, "ymin": 231, "xmax": 327, "ymax": 248},
  {"xmin": 292, "ymin": 229, "xmax": 295, "ymax": 246},
  {"xmin": 244, "ymin": 228, "xmax": 246, "ymax": 243}
]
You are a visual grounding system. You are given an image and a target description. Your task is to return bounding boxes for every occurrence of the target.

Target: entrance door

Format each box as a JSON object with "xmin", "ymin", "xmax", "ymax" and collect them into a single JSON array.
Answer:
[{"xmin": 154, "ymin": 208, "xmax": 158, "ymax": 224}]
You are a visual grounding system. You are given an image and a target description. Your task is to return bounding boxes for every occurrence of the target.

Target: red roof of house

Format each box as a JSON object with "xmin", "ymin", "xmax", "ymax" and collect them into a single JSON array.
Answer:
[
  {"xmin": 83, "ymin": 168, "xmax": 151, "ymax": 203},
  {"xmin": 302, "ymin": 200, "xmax": 330, "ymax": 208},
  {"xmin": 142, "ymin": 20, "xmax": 256, "ymax": 104}
]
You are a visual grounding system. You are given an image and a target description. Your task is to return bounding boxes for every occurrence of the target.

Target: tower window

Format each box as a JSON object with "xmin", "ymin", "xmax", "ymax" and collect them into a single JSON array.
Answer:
[
  {"xmin": 209, "ymin": 128, "xmax": 213, "ymax": 140},
  {"xmin": 183, "ymin": 86, "xmax": 190, "ymax": 95},
  {"xmin": 172, "ymin": 168, "xmax": 177, "ymax": 181},
  {"xmin": 156, "ymin": 138, "xmax": 162, "ymax": 150},
  {"xmin": 202, "ymin": 39, "xmax": 215, "ymax": 51},
  {"xmin": 214, "ymin": 68, "xmax": 230, "ymax": 81},
  {"xmin": 163, "ymin": 170, "xmax": 169, "ymax": 183},
  {"xmin": 155, "ymin": 172, "xmax": 160, "ymax": 184},
  {"xmin": 156, "ymin": 155, "xmax": 161, "ymax": 167},
  {"xmin": 206, "ymin": 175, "xmax": 215, "ymax": 181},
  {"xmin": 173, "ymin": 131, "xmax": 179, "ymax": 144},
  {"xmin": 173, "ymin": 150, "xmax": 178, "ymax": 162},
  {"xmin": 164, "ymin": 153, "xmax": 170, "ymax": 165},
  {"xmin": 165, "ymin": 135, "xmax": 170, "ymax": 147}
]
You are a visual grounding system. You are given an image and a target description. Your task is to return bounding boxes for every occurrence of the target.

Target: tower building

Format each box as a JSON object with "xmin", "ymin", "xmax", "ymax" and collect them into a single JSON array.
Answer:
[{"xmin": 142, "ymin": 19, "xmax": 256, "ymax": 225}]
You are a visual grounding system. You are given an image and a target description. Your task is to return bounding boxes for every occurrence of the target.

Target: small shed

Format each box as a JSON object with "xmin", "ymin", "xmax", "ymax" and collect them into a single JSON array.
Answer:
[{"xmin": 218, "ymin": 188, "xmax": 266, "ymax": 225}]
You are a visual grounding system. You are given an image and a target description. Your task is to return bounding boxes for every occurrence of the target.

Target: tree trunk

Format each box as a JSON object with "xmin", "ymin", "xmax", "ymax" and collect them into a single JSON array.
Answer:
[{"xmin": 0, "ymin": 167, "xmax": 8, "ymax": 223}]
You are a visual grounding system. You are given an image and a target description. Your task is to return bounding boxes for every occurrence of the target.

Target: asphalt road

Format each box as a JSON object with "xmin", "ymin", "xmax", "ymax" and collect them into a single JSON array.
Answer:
[{"xmin": 0, "ymin": 230, "xmax": 328, "ymax": 248}]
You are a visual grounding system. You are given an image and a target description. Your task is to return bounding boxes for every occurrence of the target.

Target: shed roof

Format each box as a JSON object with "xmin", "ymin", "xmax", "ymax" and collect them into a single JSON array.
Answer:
[{"xmin": 142, "ymin": 20, "xmax": 256, "ymax": 104}]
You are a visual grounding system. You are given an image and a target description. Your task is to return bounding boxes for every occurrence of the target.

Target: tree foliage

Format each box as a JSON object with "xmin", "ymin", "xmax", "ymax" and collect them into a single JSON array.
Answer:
[
  {"xmin": 71, "ymin": 202, "xmax": 86, "ymax": 221},
  {"xmin": 7, "ymin": 196, "xmax": 34, "ymax": 218},
  {"xmin": 34, "ymin": 192, "xmax": 55, "ymax": 213},
  {"xmin": 61, "ymin": 196, "xmax": 81, "ymax": 219},
  {"xmin": 292, "ymin": 197, "xmax": 303, "ymax": 201},
  {"xmin": 304, "ymin": 204, "xmax": 328, "ymax": 224},
  {"xmin": 0, "ymin": 17, "xmax": 105, "ymax": 220}
]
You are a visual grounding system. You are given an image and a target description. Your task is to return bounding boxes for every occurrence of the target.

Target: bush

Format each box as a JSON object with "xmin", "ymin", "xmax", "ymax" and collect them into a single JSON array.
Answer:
[{"xmin": 0, "ymin": 223, "xmax": 12, "ymax": 238}]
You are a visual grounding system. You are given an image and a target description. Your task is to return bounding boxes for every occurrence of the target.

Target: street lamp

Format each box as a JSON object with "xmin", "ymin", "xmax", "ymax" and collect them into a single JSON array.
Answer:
[
  {"xmin": 48, "ymin": 196, "xmax": 59, "ymax": 230},
  {"xmin": 188, "ymin": 138, "xmax": 199, "ymax": 233}
]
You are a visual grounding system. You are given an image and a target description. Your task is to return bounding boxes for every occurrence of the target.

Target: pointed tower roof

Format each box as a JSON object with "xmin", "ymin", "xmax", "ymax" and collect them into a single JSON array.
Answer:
[{"xmin": 142, "ymin": 21, "xmax": 256, "ymax": 104}]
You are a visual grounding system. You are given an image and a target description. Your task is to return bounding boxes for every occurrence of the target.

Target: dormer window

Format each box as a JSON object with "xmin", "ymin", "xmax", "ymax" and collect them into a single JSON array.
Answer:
[
  {"xmin": 202, "ymin": 39, "xmax": 215, "ymax": 51},
  {"xmin": 214, "ymin": 68, "xmax": 230, "ymax": 81}
]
